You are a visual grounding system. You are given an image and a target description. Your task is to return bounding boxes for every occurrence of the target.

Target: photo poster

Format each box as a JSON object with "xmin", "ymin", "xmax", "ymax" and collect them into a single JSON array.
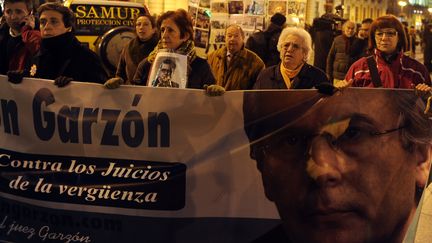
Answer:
[
  {"xmin": 207, "ymin": 0, "xmax": 265, "ymax": 49},
  {"xmin": 189, "ymin": 0, "xmax": 211, "ymax": 57},
  {"xmin": 147, "ymin": 51, "xmax": 188, "ymax": 89},
  {"xmin": 206, "ymin": 0, "xmax": 228, "ymax": 53}
]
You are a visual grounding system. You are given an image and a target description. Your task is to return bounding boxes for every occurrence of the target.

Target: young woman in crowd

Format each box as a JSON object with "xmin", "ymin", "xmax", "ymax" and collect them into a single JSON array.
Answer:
[{"xmin": 104, "ymin": 14, "xmax": 158, "ymax": 88}]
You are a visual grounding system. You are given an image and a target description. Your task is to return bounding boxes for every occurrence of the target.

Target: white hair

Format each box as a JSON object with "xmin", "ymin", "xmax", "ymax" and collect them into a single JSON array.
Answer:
[{"xmin": 277, "ymin": 27, "xmax": 312, "ymax": 62}]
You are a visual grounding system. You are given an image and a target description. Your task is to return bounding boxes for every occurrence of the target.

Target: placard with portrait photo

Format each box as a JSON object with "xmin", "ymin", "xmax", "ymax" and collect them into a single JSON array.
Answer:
[{"xmin": 148, "ymin": 51, "xmax": 188, "ymax": 89}]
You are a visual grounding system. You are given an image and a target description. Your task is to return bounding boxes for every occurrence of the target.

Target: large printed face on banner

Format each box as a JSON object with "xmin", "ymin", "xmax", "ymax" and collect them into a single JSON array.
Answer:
[{"xmin": 244, "ymin": 89, "xmax": 431, "ymax": 242}]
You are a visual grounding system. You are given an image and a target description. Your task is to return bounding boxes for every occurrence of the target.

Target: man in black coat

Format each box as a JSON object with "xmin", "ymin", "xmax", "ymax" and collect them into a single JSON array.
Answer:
[
  {"xmin": 8, "ymin": 2, "xmax": 107, "ymax": 86},
  {"xmin": 245, "ymin": 13, "xmax": 286, "ymax": 67},
  {"xmin": 310, "ymin": 3, "xmax": 343, "ymax": 72}
]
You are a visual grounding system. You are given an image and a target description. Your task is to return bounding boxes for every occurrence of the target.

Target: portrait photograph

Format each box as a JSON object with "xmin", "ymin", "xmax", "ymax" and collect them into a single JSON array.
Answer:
[
  {"xmin": 211, "ymin": 2, "xmax": 228, "ymax": 14},
  {"xmin": 245, "ymin": 0, "xmax": 265, "ymax": 15},
  {"xmin": 267, "ymin": 1, "xmax": 287, "ymax": 16},
  {"xmin": 228, "ymin": 1, "xmax": 244, "ymax": 14},
  {"xmin": 199, "ymin": 0, "xmax": 210, "ymax": 8},
  {"xmin": 196, "ymin": 8, "xmax": 211, "ymax": 29},
  {"xmin": 194, "ymin": 29, "xmax": 209, "ymax": 48},
  {"xmin": 148, "ymin": 51, "xmax": 187, "ymax": 89}
]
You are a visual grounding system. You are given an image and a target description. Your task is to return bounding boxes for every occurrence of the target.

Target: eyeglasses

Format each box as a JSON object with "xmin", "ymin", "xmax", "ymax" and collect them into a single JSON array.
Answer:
[
  {"xmin": 259, "ymin": 121, "xmax": 406, "ymax": 161},
  {"xmin": 375, "ymin": 31, "xmax": 398, "ymax": 38}
]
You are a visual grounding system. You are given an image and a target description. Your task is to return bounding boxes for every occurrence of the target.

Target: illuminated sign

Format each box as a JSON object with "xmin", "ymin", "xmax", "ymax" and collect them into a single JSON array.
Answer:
[{"xmin": 70, "ymin": 4, "xmax": 147, "ymax": 36}]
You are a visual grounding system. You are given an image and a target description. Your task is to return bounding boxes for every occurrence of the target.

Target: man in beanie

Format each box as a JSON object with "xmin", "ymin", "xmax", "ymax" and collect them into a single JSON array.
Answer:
[{"xmin": 246, "ymin": 13, "xmax": 286, "ymax": 67}]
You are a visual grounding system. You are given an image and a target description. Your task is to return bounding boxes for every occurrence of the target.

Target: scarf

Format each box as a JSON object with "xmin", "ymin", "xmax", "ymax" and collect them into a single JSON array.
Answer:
[
  {"xmin": 128, "ymin": 34, "xmax": 158, "ymax": 65},
  {"xmin": 147, "ymin": 40, "xmax": 196, "ymax": 64},
  {"xmin": 280, "ymin": 62, "xmax": 304, "ymax": 89}
]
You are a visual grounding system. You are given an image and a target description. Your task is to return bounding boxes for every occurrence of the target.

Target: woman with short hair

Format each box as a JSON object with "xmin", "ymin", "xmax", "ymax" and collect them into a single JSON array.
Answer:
[
  {"xmin": 342, "ymin": 15, "xmax": 430, "ymax": 88},
  {"xmin": 253, "ymin": 26, "xmax": 330, "ymax": 89},
  {"xmin": 104, "ymin": 14, "xmax": 158, "ymax": 88}
]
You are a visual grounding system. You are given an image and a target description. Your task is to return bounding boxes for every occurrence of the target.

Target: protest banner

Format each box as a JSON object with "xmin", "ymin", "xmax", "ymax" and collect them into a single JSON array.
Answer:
[{"xmin": 0, "ymin": 75, "xmax": 430, "ymax": 242}]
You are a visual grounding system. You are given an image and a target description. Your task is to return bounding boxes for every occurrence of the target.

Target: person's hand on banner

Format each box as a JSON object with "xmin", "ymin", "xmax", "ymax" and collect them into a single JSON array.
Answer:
[
  {"xmin": 104, "ymin": 77, "xmax": 124, "ymax": 89},
  {"xmin": 7, "ymin": 70, "xmax": 25, "ymax": 84},
  {"xmin": 415, "ymin": 83, "xmax": 432, "ymax": 115},
  {"xmin": 204, "ymin": 84, "xmax": 225, "ymax": 96},
  {"xmin": 54, "ymin": 76, "xmax": 74, "ymax": 87},
  {"xmin": 415, "ymin": 83, "xmax": 432, "ymax": 98},
  {"xmin": 334, "ymin": 79, "xmax": 353, "ymax": 90}
]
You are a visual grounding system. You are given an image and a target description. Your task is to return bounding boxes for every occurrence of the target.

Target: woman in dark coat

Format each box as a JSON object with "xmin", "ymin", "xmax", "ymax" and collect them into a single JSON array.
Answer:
[
  {"xmin": 254, "ymin": 27, "xmax": 330, "ymax": 90},
  {"xmin": 132, "ymin": 9, "xmax": 218, "ymax": 91},
  {"xmin": 104, "ymin": 14, "xmax": 158, "ymax": 88}
]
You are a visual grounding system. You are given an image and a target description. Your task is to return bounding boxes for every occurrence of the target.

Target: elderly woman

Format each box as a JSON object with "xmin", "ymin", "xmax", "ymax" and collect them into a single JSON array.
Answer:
[
  {"xmin": 132, "ymin": 9, "xmax": 222, "ymax": 94},
  {"xmin": 253, "ymin": 27, "xmax": 330, "ymax": 89},
  {"xmin": 104, "ymin": 14, "xmax": 158, "ymax": 88},
  {"xmin": 342, "ymin": 15, "xmax": 430, "ymax": 88}
]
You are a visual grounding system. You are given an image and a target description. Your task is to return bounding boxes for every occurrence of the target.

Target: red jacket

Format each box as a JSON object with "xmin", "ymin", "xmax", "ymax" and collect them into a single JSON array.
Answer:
[
  {"xmin": 8, "ymin": 25, "xmax": 41, "ymax": 71},
  {"xmin": 345, "ymin": 49, "xmax": 431, "ymax": 88}
]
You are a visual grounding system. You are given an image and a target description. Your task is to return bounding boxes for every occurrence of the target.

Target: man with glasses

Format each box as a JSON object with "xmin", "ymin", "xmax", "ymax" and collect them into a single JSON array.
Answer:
[
  {"xmin": 243, "ymin": 88, "xmax": 432, "ymax": 242},
  {"xmin": 338, "ymin": 15, "xmax": 430, "ymax": 88},
  {"xmin": 151, "ymin": 58, "xmax": 179, "ymax": 88}
]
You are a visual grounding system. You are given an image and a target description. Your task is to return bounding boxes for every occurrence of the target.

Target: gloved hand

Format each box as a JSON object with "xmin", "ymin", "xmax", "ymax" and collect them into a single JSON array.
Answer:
[
  {"xmin": 334, "ymin": 79, "xmax": 352, "ymax": 90},
  {"xmin": 54, "ymin": 76, "xmax": 74, "ymax": 87},
  {"xmin": 7, "ymin": 70, "xmax": 24, "ymax": 84},
  {"xmin": 104, "ymin": 77, "xmax": 124, "ymax": 89},
  {"xmin": 204, "ymin": 84, "xmax": 225, "ymax": 96},
  {"xmin": 415, "ymin": 83, "xmax": 432, "ymax": 99}
]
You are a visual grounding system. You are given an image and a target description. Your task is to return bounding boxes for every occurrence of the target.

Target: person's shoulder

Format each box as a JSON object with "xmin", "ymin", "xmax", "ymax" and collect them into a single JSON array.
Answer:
[
  {"xmin": 207, "ymin": 47, "xmax": 225, "ymax": 59},
  {"xmin": 301, "ymin": 63, "xmax": 328, "ymax": 80},
  {"xmin": 304, "ymin": 63, "xmax": 326, "ymax": 74},
  {"xmin": 244, "ymin": 49, "xmax": 264, "ymax": 62},
  {"xmin": 402, "ymin": 55, "xmax": 430, "ymax": 74}
]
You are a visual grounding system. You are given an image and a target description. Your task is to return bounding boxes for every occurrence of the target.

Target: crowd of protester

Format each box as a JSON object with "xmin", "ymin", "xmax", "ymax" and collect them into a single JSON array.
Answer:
[{"xmin": 1, "ymin": 0, "xmax": 431, "ymax": 95}]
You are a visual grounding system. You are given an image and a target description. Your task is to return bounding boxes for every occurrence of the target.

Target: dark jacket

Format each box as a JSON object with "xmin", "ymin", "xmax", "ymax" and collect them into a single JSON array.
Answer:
[
  {"xmin": 29, "ymin": 32, "xmax": 107, "ymax": 84},
  {"xmin": 245, "ymin": 23, "xmax": 283, "ymax": 67},
  {"xmin": 253, "ymin": 63, "xmax": 330, "ymax": 89},
  {"xmin": 423, "ymin": 25, "xmax": 432, "ymax": 72},
  {"xmin": 349, "ymin": 37, "xmax": 369, "ymax": 65},
  {"xmin": 326, "ymin": 34, "xmax": 355, "ymax": 80},
  {"xmin": 311, "ymin": 17, "xmax": 335, "ymax": 72},
  {"xmin": 133, "ymin": 56, "xmax": 216, "ymax": 89},
  {"xmin": 115, "ymin": 34, "xmax": 158, "ymax": 84}
]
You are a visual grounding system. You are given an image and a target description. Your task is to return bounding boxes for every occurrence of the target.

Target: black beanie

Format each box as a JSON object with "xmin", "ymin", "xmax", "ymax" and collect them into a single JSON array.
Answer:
[{"xmin": 270, "ymin": 13, "xmax": 286, "ymax": 27}]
